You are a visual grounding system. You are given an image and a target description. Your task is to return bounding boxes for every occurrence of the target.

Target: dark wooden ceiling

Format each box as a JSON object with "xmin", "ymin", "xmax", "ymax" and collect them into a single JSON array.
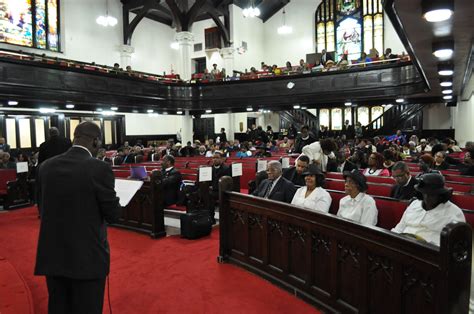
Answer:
[{"xmin": 120, "ymin": 0, "xmax": 290, "ymax": 28}]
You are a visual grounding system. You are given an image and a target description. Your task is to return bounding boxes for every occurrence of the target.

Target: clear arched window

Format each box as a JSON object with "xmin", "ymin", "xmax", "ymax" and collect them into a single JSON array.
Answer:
[
  {"xmin": 331, "ymin": 108, "xmax": 342, "ymax": 130},
  {"xmin": 371, "ymin": 106, "xmax": 384, "ymax": 128},
  {"xmin": 319, "ymin": 109, "xmax": 330, "ymax": 129},
  {"xmin": 357, "ymin": 106, "xmax": 369, "ymax": 126},
  {"xmin": 344, "ymin": 107, "xmax": 352, "ymax": 125}
]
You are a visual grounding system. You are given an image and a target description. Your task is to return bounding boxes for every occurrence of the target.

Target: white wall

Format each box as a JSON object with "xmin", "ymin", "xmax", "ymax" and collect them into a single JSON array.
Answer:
[
  {"xmin": 230, "ymin": 5, "xmax": 265, "ymax": 71},
  {"xmin": 451, "ymin": 95, "xmax": 474, "ymax": 147},
  {"xmin": 124, "ymin": 113, "xmax": 182, "ymax": 136},
  {"xmin": 423, "ymin": 104, "xmax": 453, "ymax": 130},
  {"xmin": 190, "ymin": 19, "xmax": 224, "ymax": 72},
  {"xmin": 383, "ymin": 13, "xmax": 406, "ymax": 55}
]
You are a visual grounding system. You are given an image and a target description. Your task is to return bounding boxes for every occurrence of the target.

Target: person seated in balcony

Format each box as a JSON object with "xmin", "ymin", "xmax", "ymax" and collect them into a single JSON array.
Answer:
[
  {"xmin": 253, "ymin": 161, "xmax": 296, "ymax": 203},
  {"xmin": 291, "ymin": 164, "xmax": 332, "ymax": 212},
  {"xmin": 285, "ymin": 61, "xmax": 293, "ymax": 73},
  {"xmin": 210, "ymin": 63, "xmax": 220, "ymax": 80},
  {"xmin": 271, "ymin": 64, "xmax": 281, "ymax": 75},
  {"xmin": 433, "ymin": 151, "xmax": 450, "ymax": 170},
  {"xmin": 363, "ymin": 152, "xmax": 390, "ymax": 176},
  {"xmin": 320, "ymin": 49, "xmax": 333, "ymax": 66},
  {"xmin": 283, "ymin": 155, "xmax": 310, "ymax": 186},
  {"xmin": 416, "ymin": 138, "xmax": 432, "ymax": 153},
  {"xmin": 337, "ymin": 54, "xmax": 349, "ymax": 69},
  {"xmin": 338, "ymin": 169, "xmax": 378, "ymax": 226},
  {"xmin": 293, "ymin": 125, "xmax": 316, "ymax": 154},
  {"xmin": 390, "ymin": 161, "xmax": 419, "ymax": 200},
  {"xmin": 357, "ymin": 52, "xmax": 372, "ymax": 65},
  {"xmin": 112, "ymin": 63, "xmax": 121, "ymax": 72},
  {"xmin": 368, "ymin": 48, "xmax": 379, "ymax": 60},
  {"xmin": 297, "ymin": 59, "xmax": 309, "ymax": 72},
  {"xmin": 383, "ymin": 48, "xmax": 398, "ymax": 60},
  {"xmin": 391, "ymin": 173, "xmax": 465, "ymax": 246}
]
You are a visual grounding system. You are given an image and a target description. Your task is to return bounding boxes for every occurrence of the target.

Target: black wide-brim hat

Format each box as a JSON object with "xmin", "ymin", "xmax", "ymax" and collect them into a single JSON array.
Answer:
[
  {"xmin": 415, "ymin": 173, "xmax": 451, "ymax": 195},
  {"xmin": 343, "ymin": 169, "xmax": 368, "ymax": 192},
  {"xmin": 302, "ymin": 164, "xmax": 325, "ymax": 178}
]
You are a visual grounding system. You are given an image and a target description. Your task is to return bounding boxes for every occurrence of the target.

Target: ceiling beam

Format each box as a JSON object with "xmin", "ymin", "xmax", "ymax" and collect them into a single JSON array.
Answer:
[{"xmin": 261, "ymin": 0, "xmax": 290, "ymax": 23}]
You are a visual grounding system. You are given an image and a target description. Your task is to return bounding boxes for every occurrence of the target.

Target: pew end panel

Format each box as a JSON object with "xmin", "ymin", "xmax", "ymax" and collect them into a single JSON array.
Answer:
[{"xmin": 218, "ymin": 180, "xmax": 472, "ymax": 313}]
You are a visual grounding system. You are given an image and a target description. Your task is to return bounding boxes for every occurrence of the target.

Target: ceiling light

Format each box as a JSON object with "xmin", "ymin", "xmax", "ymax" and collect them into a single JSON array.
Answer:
[
  {"xmin": 101, "ymin": 110, "xmax": 116, "ymax": 116},
  {"xmin": 442, "ymin": 89, "xmax": 453, "ymax": 94},
  {"xmin": 7, "ymin": 101, "xmax": 18, "ymax": 106},
  {"xmin": 39, "ymin": 108, "xmax": 56, "ymax": 114},
  {"xmin": 396, "ymin": 98, "xmax": 404, "ymax": 103},
  {"xmin": 443, "ymin": 95, "xmax": 453, "ymax": 100},
  {"xmin": 246, "ymin": 107, "xmax": 253, "ymax": 112},
  {"xmin": 243, "ymin": 1, "xmax": 260, "ymax": 18},
  {"xmin": 170, "ymin": 41, "xmax": 179, "ymax": 50},
  {"xmin": 301, "ymin": 106, "xmax": 307, "ymax": 110},
  {"xmin": 205, "ymin": 109, "xmax": 212, "ymax": 113},
  {"xmin": 147, "ymin": 109, "xmax": 154, "ymax": 113},
  {"xmin": 422, "ymin": 0, "xmax": 454, "ymax": 23},
  {"xmin": 96, "ymin": 0, "xmax": 117, "ymax": 27},
  {"xmin": 97, "ymin": 108, "xmax": 103, "ymax": 112},
  {"xmin": 110, "ymin": 106, "xmax": 118, "ymax": 111},
  {"xmin": 277, "ymin": 9, "xmax": 292, "ymax": 35},
  {"xmin": 438, "ymin": 64, "xmax": 453, "ymax": 76},
  {"xmin": 345, "ymin": 102, "xmax": 352, "ymax": 106},
  {"xmin": 440, "ymin": 79, "xmax": 452, "ymax": 87},
  {"xmin": 176, "ymin": 110, "xmax": 183, "ymax": 114},
  {"xmin": 293, "ymin": 105, "xmax": 300, "ymax": 109},
  {"xmin": 432, "ymin": 40, "xmax": 454, "ymax": 59},
  {"xmin": 66, "ymin": 104, "xmax": 75, "ymax": 109}
]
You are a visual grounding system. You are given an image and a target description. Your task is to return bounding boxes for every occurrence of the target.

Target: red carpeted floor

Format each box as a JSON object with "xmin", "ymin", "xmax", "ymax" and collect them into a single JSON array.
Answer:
[{"xmin": 0, "ymin": 207, "xmax": 319, "ymax": 314}]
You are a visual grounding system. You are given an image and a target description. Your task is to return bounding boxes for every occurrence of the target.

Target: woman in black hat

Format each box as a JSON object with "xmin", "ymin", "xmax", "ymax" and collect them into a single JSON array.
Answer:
[
  {"xmin": 392, "ymin": 173, "xmax": 465, "ymax": 246},
  {"xmin": 337, "ymin": 169, "xmax": 378, "ymax": 226},
  {"xmin": 291, "ymin": 164, "xmax": 332, "ymax": 212}
]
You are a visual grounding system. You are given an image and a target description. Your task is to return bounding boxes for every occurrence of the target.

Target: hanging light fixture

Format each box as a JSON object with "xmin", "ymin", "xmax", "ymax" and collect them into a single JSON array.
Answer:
[
  {"xmin": 243, "ymin": 0, "xmax": 260, "ymax": 18},
  {"xmin": 277, "ymin": 9, "xmax": 292, "ymax": 35},
  {"xmin": 96, "ymin": 0, "xmax": 118, "ymax": 27},
  {"xmin": 422, "ymin": 0, "xmax": 454, "ymax": 23},
  {"xmin": 432, "ymin": 39, "xmax": 454, "ymax": 59}
]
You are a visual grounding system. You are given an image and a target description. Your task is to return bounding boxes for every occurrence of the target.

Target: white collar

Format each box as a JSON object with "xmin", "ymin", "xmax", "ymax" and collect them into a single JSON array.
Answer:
[
  {"xmin": 165, "ymin": 166, "xmax": 174, "ymax": 172},
  {"xmin": 302, "ymin": 136, "xmax": 309, "ymax": 140},
  {"xmin": 270, "ymin": 175, "xmax": 282, "ymax": 185},
  {"xmin": 350, "ymin": 192, "xmax": 365, "ymax": 201},
  {"xmin": 72, "ymin": 145, "xmax": 92, "ymax": 157},
  {"xmin": 403, "ymin": 175, "xmax": 413, "ymax": 187}
]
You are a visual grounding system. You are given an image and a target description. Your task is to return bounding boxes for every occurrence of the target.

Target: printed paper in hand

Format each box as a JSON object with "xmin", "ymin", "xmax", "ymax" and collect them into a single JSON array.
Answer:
[
  {"xmin": 232, "ymin": 163, "xmax": 243, "ymax": 177},
  {"xmin": 16, "ymin": 162, "xmax": 29, "ymax": 173},
  {"xmin": 199, "ymin": 167, "xmax": 212, "ymax": 182},
  {"xmin": 115, "ymin": 179, "xmax": 144, "ymax": 207},
  {"xmin": 257, "ymin": 160, "xmax": 268, "ymax": 172},
  {"xmin": 281, "ymin": 157, "xmax": 290, "ymax": 169}
]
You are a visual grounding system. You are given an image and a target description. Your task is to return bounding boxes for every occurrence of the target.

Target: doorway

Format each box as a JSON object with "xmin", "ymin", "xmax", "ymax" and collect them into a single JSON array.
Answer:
[{"xmin": 193, "ymin": 57, "xmax": 207, "ymax": 74}]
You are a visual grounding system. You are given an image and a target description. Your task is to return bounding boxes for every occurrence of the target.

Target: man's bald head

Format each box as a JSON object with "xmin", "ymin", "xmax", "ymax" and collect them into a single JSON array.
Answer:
[
  {"xmin": 73, "ymin": 122, "xmax": 102, "ymax": 156},
  {"xmin": 49, "ymin": 127, "xmax": 60, "ymax": 137}
]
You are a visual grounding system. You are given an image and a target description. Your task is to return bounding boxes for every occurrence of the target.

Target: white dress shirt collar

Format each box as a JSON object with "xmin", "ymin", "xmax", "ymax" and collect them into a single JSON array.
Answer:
[{"xmin": 72, "ymin": 145, "xmax": 92, "ymax": 157}]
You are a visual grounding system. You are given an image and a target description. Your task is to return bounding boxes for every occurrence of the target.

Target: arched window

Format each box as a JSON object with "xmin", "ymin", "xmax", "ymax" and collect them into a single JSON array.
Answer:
[
  {"xmin": 344, "ymin": 107, "xmax": 352, "ymax": 125},
  {"xmin": 319, "ymin": 109, "xmax": 330, "ymax": 129},
  {"xmin": 331, "ymin": 108, "xmax": 342, "ymax": 130},
  {"xmin": 315, "ymin": 0, "xmax": 383, "ymax": 61},
  {"xmin": 357, "ymin": 106, "xmax": 369, "ymax": 126}
]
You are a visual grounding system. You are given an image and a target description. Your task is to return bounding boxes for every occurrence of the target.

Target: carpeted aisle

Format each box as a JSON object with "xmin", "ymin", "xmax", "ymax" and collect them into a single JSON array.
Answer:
[{"xmin": 0, "ymin": 207, "xmax": 319, "ymax": 314}]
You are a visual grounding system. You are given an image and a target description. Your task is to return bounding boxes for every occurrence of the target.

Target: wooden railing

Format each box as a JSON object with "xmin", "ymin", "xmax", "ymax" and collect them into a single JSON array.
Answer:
[{"xmin": 218, "ymin": 176, "xmax": 472, "ymax": 313}]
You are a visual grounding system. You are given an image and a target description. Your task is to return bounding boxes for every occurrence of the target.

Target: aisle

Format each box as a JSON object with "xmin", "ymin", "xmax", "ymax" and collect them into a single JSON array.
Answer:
[{"xmin": 0, "ymin": 207, "xmax": 319, "ymax": 314}]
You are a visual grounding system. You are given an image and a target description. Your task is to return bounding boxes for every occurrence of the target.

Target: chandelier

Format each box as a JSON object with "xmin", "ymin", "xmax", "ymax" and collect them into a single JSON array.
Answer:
[
  {"xmin": 96, "ymin": 0, "xmax": 118, "ymax": 27},
  {"xmin": 243, "ymin": 0, "xmax": 260, "ymax": 18},
  {"xmin": 277, "ymin": 9, "xmax": 292, "ymax": 35}
]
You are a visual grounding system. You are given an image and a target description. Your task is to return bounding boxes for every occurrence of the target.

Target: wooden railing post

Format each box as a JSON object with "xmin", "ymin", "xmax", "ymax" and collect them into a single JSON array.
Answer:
[{"xmin": 218, "ymin": 176, "xmax": 233, "ymax": 263}]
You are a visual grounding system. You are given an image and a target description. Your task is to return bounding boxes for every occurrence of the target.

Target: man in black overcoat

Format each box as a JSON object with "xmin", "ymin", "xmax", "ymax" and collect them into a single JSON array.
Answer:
[
  {"xmin": 161, "ymin": 155, "xmax": 182, "ymax": 206},
  {"xmin": 35, "ymin": 121, "xmax": 121, "ymax": 314},
  {"xmin": 253, "ymin": 160, "xmax": 296, "ymax": 203},
  {"xmin": 38, "ymin": 127, "xmax": 72, "ymax": 165}
]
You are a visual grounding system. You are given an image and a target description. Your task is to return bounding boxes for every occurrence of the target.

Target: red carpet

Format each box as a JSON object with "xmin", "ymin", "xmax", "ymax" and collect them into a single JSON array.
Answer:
[{"xmin": 0, "ymin": 207, "xmax": 319, "ymax": 313}]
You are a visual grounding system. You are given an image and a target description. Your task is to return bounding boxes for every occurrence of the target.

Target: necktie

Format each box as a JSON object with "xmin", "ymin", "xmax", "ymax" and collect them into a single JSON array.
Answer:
[{"xmin": 264, "ymin": 181, "xmax": 274, "ymax": 198}]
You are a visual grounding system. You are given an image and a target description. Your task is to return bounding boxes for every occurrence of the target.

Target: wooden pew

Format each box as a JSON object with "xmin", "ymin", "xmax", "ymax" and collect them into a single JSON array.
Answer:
[
  {"xmin": 111, "ymin": 170, "xmax": 166, "ymax": 238},
  {"xmin": 218, "ymin": 177, "xmax": 472, "ymax": 313},
  {"xmin": 0, "ymin": 170, "xmax": 30, "ymax": 210}
]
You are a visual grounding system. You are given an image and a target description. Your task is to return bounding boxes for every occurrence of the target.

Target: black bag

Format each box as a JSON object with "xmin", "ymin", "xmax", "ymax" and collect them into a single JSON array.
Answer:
[{"xmin": 180, "ymin": 211, "xmax": 212, "ymax": 239}]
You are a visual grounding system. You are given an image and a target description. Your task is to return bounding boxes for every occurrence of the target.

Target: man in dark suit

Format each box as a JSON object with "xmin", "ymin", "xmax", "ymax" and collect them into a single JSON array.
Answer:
[
  {"xmin": 35, "ymin": 121, "xmax": 121, "ymax": 314},
  {"xmin": 293, "ymin": 125, "xmax": 316, "ymax": 153},
  {"xmin": 38, "ymin": 127, "xmax": 72, "ymax": 165},
  {"xmin": 390, "ymin": 161, "xmax": 419, "ymax": 200},
  {"xmin": 320, "ymin": 49, "xmax": 333, "ymax": 66},
  {"xmin": 0, "ymin": 137, "xmax": 10, "ymax": 152},
  {"xmin": 283, "ymin": 155, "xmax": 309, "ymax": 187},
  {"xmin": 253, "ymin": 160, "xmax": 296, "ymax": 203},
  {"xmin": 161, "ymin": 155, "xmax": 182, "ymax": 206},
  {"xmin": 210, "ymin": 151, "xmax": 231, "ymax": 223}
]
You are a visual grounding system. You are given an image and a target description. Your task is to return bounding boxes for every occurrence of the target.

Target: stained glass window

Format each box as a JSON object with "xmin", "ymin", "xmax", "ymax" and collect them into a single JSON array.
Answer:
[
  {"xmin": 315, "ymin": 0, "xmax": 383, "ymax": 60},
  {"xmin": 331, "ymin": 108, "xmax": 342, "ymax": 130},
  {"xmin": 319, "ymin": 109, "xmax": 330, "ymax": 129},
  {"xmin": 0, "ymin": 0, "xmax": 60, "ymax": 51}
]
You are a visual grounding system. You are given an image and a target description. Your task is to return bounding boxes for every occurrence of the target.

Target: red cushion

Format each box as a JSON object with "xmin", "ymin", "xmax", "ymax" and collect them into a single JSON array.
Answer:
[
  {"xmin": 375, "ymin": 198, "xmax": 408, "ymax": 229},
  {"xmin": 451, "ymin": 194, "xmax": 474, "ymax": 211},
  {"xmin": 167, "ymin": 204, "xmax": 187, "ymax": 211}
]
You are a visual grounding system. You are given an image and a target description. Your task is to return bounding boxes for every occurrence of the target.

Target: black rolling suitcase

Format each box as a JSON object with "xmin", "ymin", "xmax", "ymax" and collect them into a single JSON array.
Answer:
[{"xmin": 180, "ymin": 211, "xmax": 212, "ymax": 239}]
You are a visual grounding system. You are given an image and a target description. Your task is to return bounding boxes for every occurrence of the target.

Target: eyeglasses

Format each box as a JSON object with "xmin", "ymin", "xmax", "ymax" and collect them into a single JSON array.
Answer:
[{"xmin": 392, "ymin": 173, "xmax": 407, "ymax": 179}]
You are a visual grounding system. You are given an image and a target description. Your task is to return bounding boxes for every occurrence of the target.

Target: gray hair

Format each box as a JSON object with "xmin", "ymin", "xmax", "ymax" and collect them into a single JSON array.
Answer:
[
  {"xmin": 267, "ymin": 160, "xmax": 282, "ymax": 174},
  {"xmin": 392, "ymin": 161, "xmax": 409, "ymax": 173}
]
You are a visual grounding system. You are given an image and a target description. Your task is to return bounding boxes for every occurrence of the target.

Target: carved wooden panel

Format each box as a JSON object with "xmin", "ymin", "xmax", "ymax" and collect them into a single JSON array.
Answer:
[
  {"xmin": 367, "ymin": 253, "xmax": 398, "ymax": 314},
  {"xmin": 336, "ymin": 241, "xmax": 362, "ymax": 310},
  {"xmin": 229, "ymin": 208, "xmax": 246, "ymax": 256},
  {"xmin": 267, "ymin": 218, "xmax": 285, "ymax": 273},
  {"xmin": 311, "ymin": 232, "xmax": 332, "ymax": 295},
  {"xmin": 247, "ymin": 212, "xmax": 264, "ymax": 264},
  {"xmin": 401, "ymin": 266, "xmax": 436, "ymax": 314},
  {"xmin": 287, "ymin": 223, "xmax": 308, "ymax": 284}
]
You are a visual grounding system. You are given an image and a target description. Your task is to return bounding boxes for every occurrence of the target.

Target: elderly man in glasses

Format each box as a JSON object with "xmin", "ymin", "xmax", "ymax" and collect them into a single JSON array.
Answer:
[{"xmin": 390, "ymin": 161, "xmax": 419, "ymax": 200}]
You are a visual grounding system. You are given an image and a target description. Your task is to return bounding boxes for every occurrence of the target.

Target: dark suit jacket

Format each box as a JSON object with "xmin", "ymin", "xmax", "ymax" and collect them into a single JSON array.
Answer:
[
  {"xmin": 38, "ymin": 135, "xmax": 72, "ymax": 164},
  {"xmin": 212, "ymin": 164, "xmax": 231, "ymax": 191},
  {"xmin": 253, "ymin": 176, "xmax": 296, "ymax": 203},
  {"xmin": 35, "ymin": 147, "xmax": 121, "ymax": 280},
  {"xmin": 390, "ymin": 176, "xmax": 419, "ymax": 200},
  {"xmin": 161, "ymin": 167, "xmax": 182, "ymax": 206},
  {"xmin": 282, "ymin": 167, "xmax": 305, "ymax": 187}
]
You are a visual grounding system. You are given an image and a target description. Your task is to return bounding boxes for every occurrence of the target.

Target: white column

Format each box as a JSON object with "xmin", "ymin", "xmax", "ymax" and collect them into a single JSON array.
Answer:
[
  {"xmin": 176, "ymin": 31, "xmax": 194, "ymax": 81},
  {"xmin": 181, "ymin": 110, "xmax": 193, "ymax": 145},
  {"xmin": 227, "ymin": 113, "xmax": 235, "ymax": 141},
  {"xmin": 119, "ymin": 44, "xmax": 135, "ymax": 68},
  {"xmin": 220, "ymin": 46, "xmax": 234, "ymax": 78}
]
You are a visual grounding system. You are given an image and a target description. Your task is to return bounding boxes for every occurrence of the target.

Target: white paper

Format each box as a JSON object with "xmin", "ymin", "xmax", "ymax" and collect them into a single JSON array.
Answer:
[
  {"xmin": 115, "ymin": 179, "xmax": 144, "ymax": 207},
  {"xmin": 281, "ymin": 157, "xmax": 290, "ymax": 169},
  {"xmin": 257, "ymin": 160, "xmax": 268, "ymax": 172},
  {"xmin": 199, "ymin": 166, "xmax": 212, "ymax": 182},
  {"xmin": 232, "ymin": 163, "xmax": 243, "ymax": 177},
  {"xmin": 16, "ymin": 161, "xmax": 28, "ymax": 173}
]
